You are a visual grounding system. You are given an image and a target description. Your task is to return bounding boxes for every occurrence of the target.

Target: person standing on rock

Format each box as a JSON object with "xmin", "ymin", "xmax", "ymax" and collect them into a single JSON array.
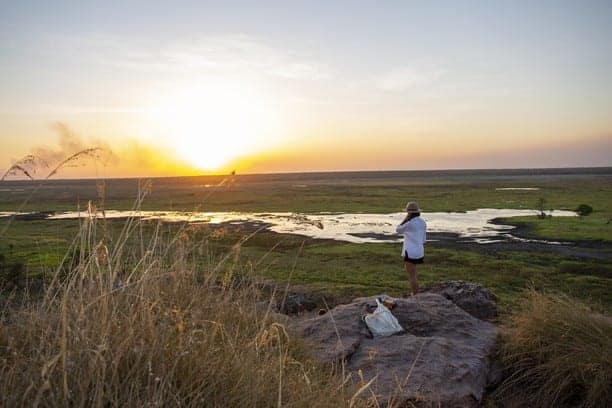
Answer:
[{"xmin": 396, "ymin": 201, "xmax": 427, "ymax": 295}]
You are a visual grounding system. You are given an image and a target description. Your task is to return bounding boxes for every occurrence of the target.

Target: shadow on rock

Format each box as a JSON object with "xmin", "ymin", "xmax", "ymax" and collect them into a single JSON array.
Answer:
[{"xmin": 423, "ymin": 280, "xmax": 498, "ymax": 321}]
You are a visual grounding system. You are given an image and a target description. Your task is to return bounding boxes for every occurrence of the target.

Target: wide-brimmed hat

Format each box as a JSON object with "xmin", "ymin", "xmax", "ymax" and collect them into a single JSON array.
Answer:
[{"xmin": 404, "ymin": 201, "xmax": 421, "ymax": 213}]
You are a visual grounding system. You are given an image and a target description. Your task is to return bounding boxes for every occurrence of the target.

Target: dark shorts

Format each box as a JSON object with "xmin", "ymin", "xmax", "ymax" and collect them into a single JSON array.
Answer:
[{"xmin": 403, "ymin": 252, "xmax": 424, "ymax": 264}]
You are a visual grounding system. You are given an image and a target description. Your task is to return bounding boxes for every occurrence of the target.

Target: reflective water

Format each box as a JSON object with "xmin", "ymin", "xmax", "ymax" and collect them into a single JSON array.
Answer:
[
  {"xmin": 495, "ymin": 187, "xmax": 540, "ymax": 191},
  {"xmin": 36, "ymin": 208, "xmax": 577, "ymax": 244},
  {"xmin": 0, "ymin": 212, "xmax": 21, "ymax": 217}
]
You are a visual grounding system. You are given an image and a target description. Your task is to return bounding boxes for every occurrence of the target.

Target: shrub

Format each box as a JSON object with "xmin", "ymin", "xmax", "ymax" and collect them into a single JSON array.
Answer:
[
  {"xmin": 495, "ymin": 290, "xmax": 612, "ymax": 407},
  {"xmin": 575, "ymin": 204, "xmax": 593, "ymax": 217},
  {"xmin": 536, "ymin": 197, "xmax": 547, "ymax": 218}
]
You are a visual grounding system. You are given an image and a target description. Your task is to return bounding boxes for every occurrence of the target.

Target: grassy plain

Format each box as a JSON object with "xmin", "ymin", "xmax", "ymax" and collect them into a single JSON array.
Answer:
[
  {"xmin": 1, "ymin": 168, "xmax": 611, "ymax": 241},
  {"xmin": 1, "ymin": 168, "xmax": 611, "ymax": 311},
  {"xmin": 499, "ymin": 214, "xmax": 611, "ymax": 243},
  {"xmin": 2, "ymin": 218, "xmax": 610, "ymax": 312},
  {"xmin": 2, "ymin": 214, "xmax": 608, "ymax": 407},
  {"xmin": 1, "ymin": 169, "xmax": 611, "ymax": 406}
]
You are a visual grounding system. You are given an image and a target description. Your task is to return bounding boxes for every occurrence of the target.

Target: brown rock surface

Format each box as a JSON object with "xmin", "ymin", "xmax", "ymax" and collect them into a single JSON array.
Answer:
[
  {"xmin": 290, "ymin": 292, "xmax": 498, "ymax": 406},
  {"xmin": 424, "ymin": 280, "xmax": 498, "ymax": 321}
]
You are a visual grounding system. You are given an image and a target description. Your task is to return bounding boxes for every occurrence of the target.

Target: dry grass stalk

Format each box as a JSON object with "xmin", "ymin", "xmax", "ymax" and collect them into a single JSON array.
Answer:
[
  {"xmin": 0, "ymin": 203, "xmax": 372, "ymax": 407},
  {"xmin": 0, "ymin": 149, "xmax": 107, "ymax": 239},
  {"xmin": 495, "ymin": 290, "xmax": 611, "ymax": 407}
]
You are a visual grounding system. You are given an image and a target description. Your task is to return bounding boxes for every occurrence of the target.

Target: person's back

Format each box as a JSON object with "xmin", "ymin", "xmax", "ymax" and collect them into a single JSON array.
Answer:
[
  {"xmin": 399, "ymin": 216, "xmax": 427, "ymax": 259},
  {"xmin": 396, "ymin": 202, "xmax": 427, "ymax": 295}
]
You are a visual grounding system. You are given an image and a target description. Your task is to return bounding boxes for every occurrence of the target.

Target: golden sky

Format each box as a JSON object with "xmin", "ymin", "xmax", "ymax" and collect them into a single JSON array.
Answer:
[{"xmin": 1, "ymin": 2, "xmax": 611, "ymax": 178}]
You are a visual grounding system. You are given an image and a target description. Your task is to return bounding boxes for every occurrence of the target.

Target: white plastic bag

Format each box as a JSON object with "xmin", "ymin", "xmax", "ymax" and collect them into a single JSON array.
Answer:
[{"xmin": 364, "ymin": 298, "xmax": 404, "ymax": 337}]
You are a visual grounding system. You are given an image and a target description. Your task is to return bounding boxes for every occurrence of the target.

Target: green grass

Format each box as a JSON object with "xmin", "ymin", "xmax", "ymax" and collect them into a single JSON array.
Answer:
[
  {"xmin": 2, "ymin": 171, "xmax": 610, "ymax": 246},
  {"xmin": 0, "ymin": 220, "xmax": 78, "ymax": 278},
  {"xmin": 1, "ymin": 170, "xmax": 610, "ymax": 214},
  {"xmin": 500, "ymin": 213, "xmax": 612, "ymax": 242},
  {"xmin": 2, "ymin": 218, "xmax": 611, "ymax": 312},
  {"xmin": 185, "ymin": 225, "xmax": 612, "ymax": 312},
  {"xmin": 1, "ymin": 170, "xmax": 611, "ymax": 312},
  {"xmin": 2, "ymin": 170, "xmax": 610, "ymax": 406},
  {"xmin": 251, "ymin": 244, "xmax": 611, "ymax": 311}
]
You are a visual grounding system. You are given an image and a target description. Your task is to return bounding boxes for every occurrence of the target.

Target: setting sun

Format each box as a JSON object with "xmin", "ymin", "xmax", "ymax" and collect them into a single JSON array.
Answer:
[
  {"xmin": 1, "ymin": 3, "xmax": 611, "ymax": 407},
  {"xmin": 146, "ymin": 82, "xmax": 282, "ymax": 170}
]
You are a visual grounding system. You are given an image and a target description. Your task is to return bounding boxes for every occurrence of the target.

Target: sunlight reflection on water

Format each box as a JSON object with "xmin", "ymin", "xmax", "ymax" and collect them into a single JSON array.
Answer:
[
  {"xmin": 31, "ymin": 208, "xmax": 577, "ymax": 244},
  {"xmin": 495, "ymin": 187, "xmax": 540, "ymax": 190}
]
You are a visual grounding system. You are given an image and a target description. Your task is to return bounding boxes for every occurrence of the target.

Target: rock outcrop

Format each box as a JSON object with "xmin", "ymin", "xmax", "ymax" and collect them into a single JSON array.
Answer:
[
  {"xmin": 277, "ymin": 293, "xmax": 318, "ymax": 314},
  {"xmin": 290, "ymin": 292, "xmax": 498, "ymax": 407},
  {"xmin": 424, "ymin": 281, "xmax": 498, "ymax": 321}
]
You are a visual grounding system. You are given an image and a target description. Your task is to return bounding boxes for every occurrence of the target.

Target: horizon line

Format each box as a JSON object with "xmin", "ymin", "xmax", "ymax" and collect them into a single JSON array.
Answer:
[{"xmin": 1, "ymin": 165, "xmax": 611, "ymax": 182}]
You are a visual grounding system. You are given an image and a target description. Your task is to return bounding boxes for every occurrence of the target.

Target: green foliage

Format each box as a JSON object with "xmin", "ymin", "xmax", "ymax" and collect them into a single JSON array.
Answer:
[
  {"xmin": 576, "ymin": 203, "xmax": 593, "ymax": 217},
  {"xmin": 536, "ymin": 197, "xmax": 547, "ymax": 218}
]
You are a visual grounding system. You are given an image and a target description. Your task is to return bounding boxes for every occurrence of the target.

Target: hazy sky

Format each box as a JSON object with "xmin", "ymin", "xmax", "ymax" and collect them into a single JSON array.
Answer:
[{"xmin": 1, "ymin": 0, "xmax": 611, "ymax": 177}]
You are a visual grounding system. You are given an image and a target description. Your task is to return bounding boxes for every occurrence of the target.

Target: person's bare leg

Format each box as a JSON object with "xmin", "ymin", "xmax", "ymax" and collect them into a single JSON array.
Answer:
[
  {"xmin": 410, "ymin": 265, "xmax": 420, "ymax": 295},
  {"xmin": 404, "ymin": 262, "xmax": 419, "ymax": 295}
]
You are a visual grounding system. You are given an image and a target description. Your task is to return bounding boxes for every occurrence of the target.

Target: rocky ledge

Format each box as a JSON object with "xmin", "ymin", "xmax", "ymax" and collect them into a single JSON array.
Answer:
[
  {"xmin": 424, "ymin": 280, "xmax": 498, "ymax": 321},
  {"xmin": 290, "ymin": 284, "xmax": 499, "ymax": 407}
]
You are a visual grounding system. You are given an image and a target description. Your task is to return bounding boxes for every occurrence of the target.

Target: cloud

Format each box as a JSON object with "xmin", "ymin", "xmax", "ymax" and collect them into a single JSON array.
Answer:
[
  {"xmin": 375, "ymin": 66, "xmax": 446, "ymax": 91},
  {"xmin": 55, "ymin": 33, "xmax": 332, "ymax": 81},
  {"xmin": 163, "ymin": 35, "xmax": 332, "ymax": 80}
]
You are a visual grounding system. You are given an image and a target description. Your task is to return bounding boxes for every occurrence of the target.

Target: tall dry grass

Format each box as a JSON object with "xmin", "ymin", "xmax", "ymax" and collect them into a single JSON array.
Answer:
[
  {"xmin": 0, "ymin": 201, "xmax": 365, "ymax": 407},
  {"xmin": 495, "ymin": 290, "xmax": 612, "ymax": 407},
  {"xmin": 0, "ymin": 149, "xmax": 107, "ymax": 238}
]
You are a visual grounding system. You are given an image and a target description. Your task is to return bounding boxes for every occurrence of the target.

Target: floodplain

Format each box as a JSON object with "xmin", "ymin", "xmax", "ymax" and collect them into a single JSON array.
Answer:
[{"xmin": 2, "ymin": 167, "xmax": 610, "ymax": 311}]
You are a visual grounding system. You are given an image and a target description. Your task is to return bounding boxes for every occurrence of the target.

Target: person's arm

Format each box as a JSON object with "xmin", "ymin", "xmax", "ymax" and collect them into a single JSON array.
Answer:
[{"xmin": 396, "ymin": 216, "xmax": 411, "ymax": 233}]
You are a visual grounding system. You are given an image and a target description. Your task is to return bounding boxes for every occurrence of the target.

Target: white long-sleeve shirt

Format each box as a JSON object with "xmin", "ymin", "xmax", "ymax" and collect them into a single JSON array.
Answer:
[{"xmin": 396, "ymin": 216, "xmax": 427, "ymax": 259}]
